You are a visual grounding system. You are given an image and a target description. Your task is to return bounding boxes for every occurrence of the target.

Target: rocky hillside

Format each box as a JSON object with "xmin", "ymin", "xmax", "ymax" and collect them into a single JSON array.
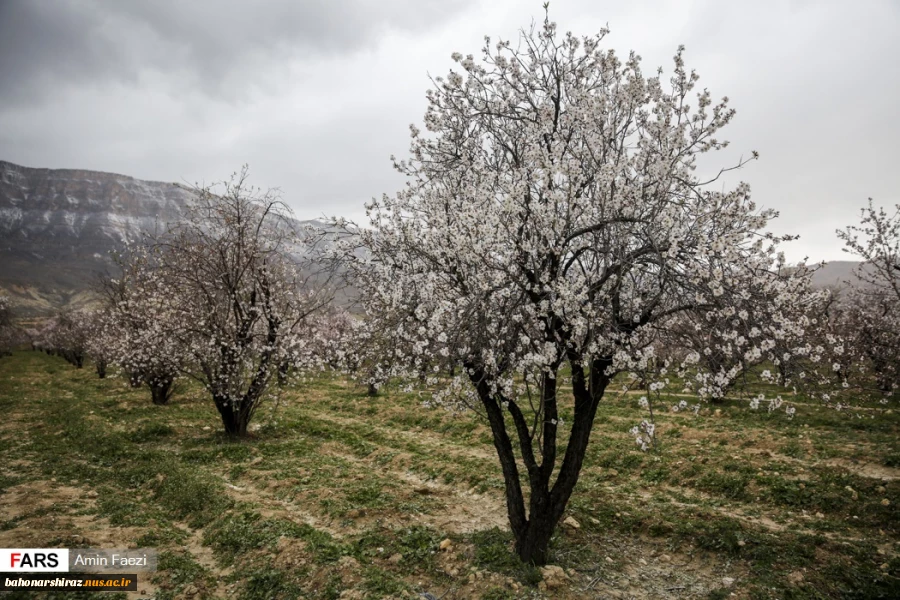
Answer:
[
  {"xmin": 0, "ymin": 160, "xmax": 200, "ymax": 315},
  {"xmin": 0, "ymin": 161, "xmax": 340, "ymax": 317}
]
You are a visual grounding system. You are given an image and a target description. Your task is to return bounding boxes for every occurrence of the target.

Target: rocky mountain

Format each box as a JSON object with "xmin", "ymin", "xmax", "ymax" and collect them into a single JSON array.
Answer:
[
  {"xmin": 0, "ymin": 160, "xmax": 327, "ymax": 317},
  {"xmin": 0, "ymin": 160, "xmax": 200, "ymax": 315}
]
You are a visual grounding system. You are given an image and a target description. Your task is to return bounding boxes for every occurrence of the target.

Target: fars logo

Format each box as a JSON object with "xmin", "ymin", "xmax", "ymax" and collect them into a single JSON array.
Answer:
[{"xmin": 0, "ymin": 549, "xmax": 70, "ymax": 572}]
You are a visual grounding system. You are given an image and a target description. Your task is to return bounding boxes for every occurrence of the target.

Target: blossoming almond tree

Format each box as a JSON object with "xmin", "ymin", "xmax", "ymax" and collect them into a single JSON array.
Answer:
[
  {"xmin": 656, "ymin": 271, "xmax": 829, "ymax": 405},
  {"xmin": 839, "ymin": 201, "xmax": 900, "ymax": 302},
  {"xmin": 823, "ymin": 295, "xmax": 896, "ymax": 399},
  {"xmin": 39, "ymin": 310, "xmax": 91, "ymax": 368},
  {"xmin": 345, "ymin": 13, "xmax": 823, "ymax": 564},
  {"xmin": 152, "ymin": 168, "xmax": 336, "ymax": 436},
  {"xmin": 834, "ymin": 200, "xmax": 900, "ymax": 396},
  {"xmin": 81, "ymin": 309, "xmax": 115, "ymax": 379},
  {"xmin": 97, "ymin": 245, "xmax": 186, "ymax": 404}
]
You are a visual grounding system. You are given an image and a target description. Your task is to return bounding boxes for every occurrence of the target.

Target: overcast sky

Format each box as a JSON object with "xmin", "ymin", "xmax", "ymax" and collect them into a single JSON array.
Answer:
[{"xmin": 1, "ymin": 0, "xmax": 897, "ymax": 262}]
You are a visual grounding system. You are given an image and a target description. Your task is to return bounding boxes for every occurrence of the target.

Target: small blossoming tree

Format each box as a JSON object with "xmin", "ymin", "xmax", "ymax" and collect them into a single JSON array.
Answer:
[
  {"xmin": 81, "ymin": 309, "xmax": 115, "ymax": 379},
  {"xmin": 149, "ymin": 168, "xmax": 336, "ymax": 435},
  {"xmin": 656, "ymin": 270, "xmax": 829, "ymax": 404},
  {"xmin": 39, "ymin": 310, "xmax": 91, "ymax": 368},
  {"xmin": 97, "ymin": 245, "xmax": 186, "ymax": 404},
  {"xmin": 834, "ymin": 200, "xmax": 900, "ymax": 396},
  {"xmin": 345, "ymin": 13, "xmax": 823, "ymax": 564}
]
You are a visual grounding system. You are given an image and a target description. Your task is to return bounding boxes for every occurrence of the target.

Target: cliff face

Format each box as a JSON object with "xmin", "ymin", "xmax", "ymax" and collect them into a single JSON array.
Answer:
[{"xmin": 0, "ymin": 160, "xmax": 196, "ymax": 315}]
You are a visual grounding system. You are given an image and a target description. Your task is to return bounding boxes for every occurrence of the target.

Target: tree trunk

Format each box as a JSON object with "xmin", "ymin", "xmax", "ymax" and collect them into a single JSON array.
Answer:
[
  {"xmin": 214, "ymin": 394, "xmax": 254, "ymax": 437},
  {"xmin": 128, "ymin": 371, "xmax": 143, "ymax": 388},
  {"xmin": 468, "ymin": 358, "xmax": 611, "ymax": 565},
  {"xmin": 150, "ymin": 377, "xmax": 174, "ymax": 406},
  {"xmin": 95, "ymin": 360, "xmax": 107, "ymax": 379},
  {"xmin": 277, "ymin": 361, "xmax": 289, "ymax": 386},
  {"xmin": 514, "ymin": 507, "xmax": 558, "ymax": 565},
  {"xmin": 216, "ymin": 403, "xmax": 249, "ymax": 436},
  {"xmin": 213, "ymin": 310, "xmax": 277, "ymax": 437},
  {"xmin": 367, "ymin": 382, "xmax": 378, "ymax": 397}
]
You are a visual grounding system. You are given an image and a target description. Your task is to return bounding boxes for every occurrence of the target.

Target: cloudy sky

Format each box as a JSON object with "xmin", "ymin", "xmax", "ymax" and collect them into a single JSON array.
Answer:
[{"xmin": 1, "ymin": 0, "xmax": 897, "ymax": 262}]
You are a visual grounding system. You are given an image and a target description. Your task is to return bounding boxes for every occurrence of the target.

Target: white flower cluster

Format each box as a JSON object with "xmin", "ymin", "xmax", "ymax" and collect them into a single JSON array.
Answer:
[{"xmin": 630, "ymin": 420, "xmax": 656, "ymax": 452}]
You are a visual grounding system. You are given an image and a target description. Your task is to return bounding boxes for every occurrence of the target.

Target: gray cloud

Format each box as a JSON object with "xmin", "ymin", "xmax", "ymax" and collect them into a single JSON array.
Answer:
[
  {"xmin": 0, "ymin": 0, "xmax": 898, "ymax": 262},
  {"xmin": 0, "ymin": 0, "xmax": 472, "ymax": 103},
  {"xmin": 0, "ymin": 1, "xmax": 130, "ymax": 103}
]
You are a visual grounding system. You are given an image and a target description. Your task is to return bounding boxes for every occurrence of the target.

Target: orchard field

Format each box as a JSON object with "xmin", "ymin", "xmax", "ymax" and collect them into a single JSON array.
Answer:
[{"xmin": 1, "ymin": 351, "xmax": 898, "ymax": 600}]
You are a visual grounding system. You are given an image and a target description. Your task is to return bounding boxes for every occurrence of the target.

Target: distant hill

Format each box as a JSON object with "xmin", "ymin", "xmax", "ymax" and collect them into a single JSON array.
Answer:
[
  {"xmin": 0, "ymin": 160, "xmax": 322, "ymax": 317},
  {"xmin": 807, "ymin": 260, "xmax": 884, "ymax": 296},
  {"xmin": 810, "ymin": 260, "xmax": 867, "ymax": 289}
]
